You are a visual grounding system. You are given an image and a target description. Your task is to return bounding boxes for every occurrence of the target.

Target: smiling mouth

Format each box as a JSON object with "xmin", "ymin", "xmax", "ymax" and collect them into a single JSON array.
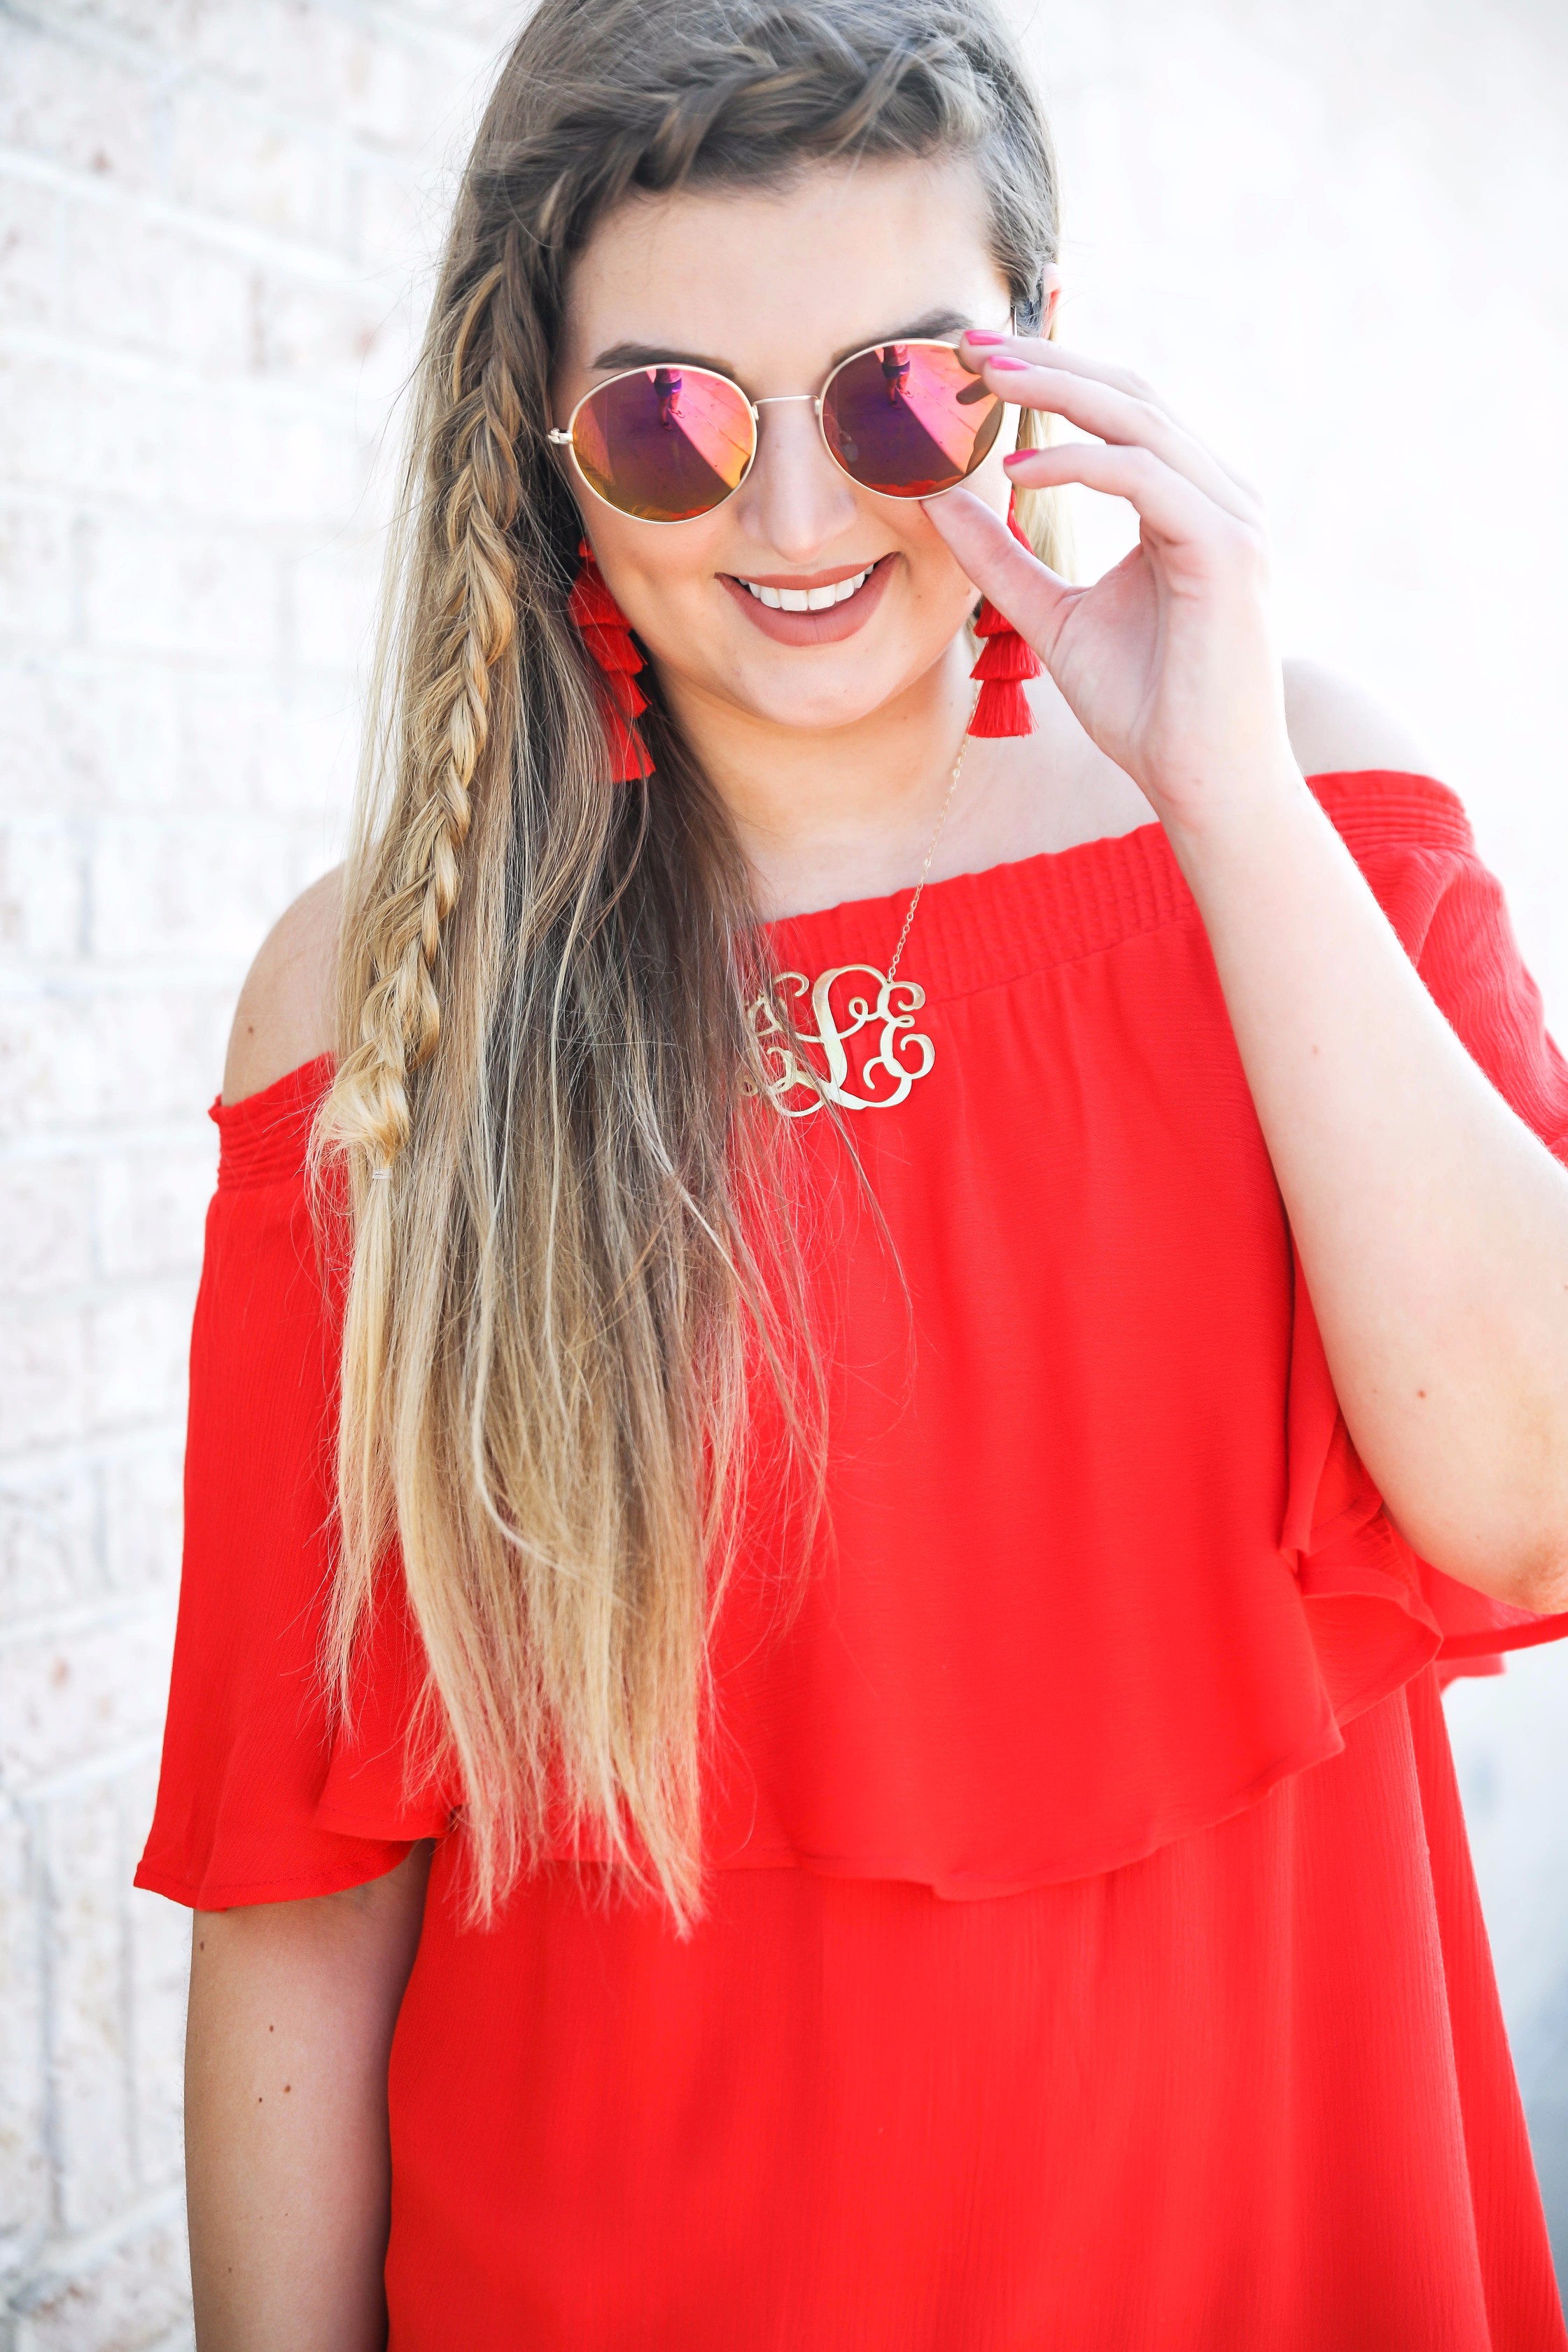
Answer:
[
  {"xmin": 719, "ymin": 554, "xmax": 894, "ymax": 642},
  {"xmin": 736, "ymin": 568, "xmax": 872, "ymax": 612}
]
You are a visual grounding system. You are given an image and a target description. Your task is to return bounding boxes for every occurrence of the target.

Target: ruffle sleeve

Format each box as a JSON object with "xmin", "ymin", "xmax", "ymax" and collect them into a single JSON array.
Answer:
[
  {"xmin": 1282, "ymin": 774, "xmax": 1568, "ymax": 1691},
  {"xmin": 134, "ymin": 1058, "xmax": 451, "ymax": 1912}
]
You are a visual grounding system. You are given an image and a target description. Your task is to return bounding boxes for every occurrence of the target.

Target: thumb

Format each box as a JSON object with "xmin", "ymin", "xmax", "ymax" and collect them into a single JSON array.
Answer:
[{"xmin": 921, "ymin": 488, "xmax": 1070, "ymax": 654}]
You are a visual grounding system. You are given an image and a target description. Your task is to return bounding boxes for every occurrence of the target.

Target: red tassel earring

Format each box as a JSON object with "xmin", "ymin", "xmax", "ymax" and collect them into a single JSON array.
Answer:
[
  {"xmin": 568, "ymin": 538, "xmax": 654, "ymax": 783},
  {"xmin": 967, "ymin": 494, "xmax": 1043, "ymax": 740}
]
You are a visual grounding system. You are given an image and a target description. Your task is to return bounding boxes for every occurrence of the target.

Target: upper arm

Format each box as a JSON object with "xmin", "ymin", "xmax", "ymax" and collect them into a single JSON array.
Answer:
[
  {"xmin": 186, "ymin": 1846, "xmax": 433, "ymax": 2352},
  {"xmin": 1282, "ymin": 658, "xmax": 1428, "ymax": 783},
  {"xmin": 223, "ymin": 867, "xmax": 343, "ymax": 1106}
]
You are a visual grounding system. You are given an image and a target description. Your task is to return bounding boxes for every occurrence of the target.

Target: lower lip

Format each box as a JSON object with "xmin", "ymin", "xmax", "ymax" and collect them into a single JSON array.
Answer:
[{"xmin": 720, "ymin": 555, "xmax": 895, "ymax": 645}]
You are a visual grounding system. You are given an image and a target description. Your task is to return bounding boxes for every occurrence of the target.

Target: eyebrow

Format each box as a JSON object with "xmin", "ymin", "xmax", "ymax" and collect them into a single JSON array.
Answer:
[{"xmin": 587, "ymin": 307, "xmax": 979, "ymax": 382}]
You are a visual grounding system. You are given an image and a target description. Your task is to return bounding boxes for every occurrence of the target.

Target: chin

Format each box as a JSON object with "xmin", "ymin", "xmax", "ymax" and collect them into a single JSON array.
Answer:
[
  {"xmin": 720, "ymin": 612, "xmax": 927, "ymax": 729},
  {"xmin": 725, "ymin": 659, "xmax": 910, "ymax": 734}
]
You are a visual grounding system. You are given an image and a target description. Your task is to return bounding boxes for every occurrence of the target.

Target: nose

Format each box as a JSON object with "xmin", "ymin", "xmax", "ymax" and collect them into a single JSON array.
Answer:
[{"xmin": 734, "ymin": 396, "xmax": 860, "ymax": 562}]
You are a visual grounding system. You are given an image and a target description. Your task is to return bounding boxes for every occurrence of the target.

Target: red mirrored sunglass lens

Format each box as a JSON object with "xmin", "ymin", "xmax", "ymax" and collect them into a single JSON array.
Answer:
[
  {"xmin": 820, "ymin": 342, "xmax": 1003, "ymax": 498},
  {"xmin": 570, "ymin": 365, "xmax": 755, "ymax": 522}
]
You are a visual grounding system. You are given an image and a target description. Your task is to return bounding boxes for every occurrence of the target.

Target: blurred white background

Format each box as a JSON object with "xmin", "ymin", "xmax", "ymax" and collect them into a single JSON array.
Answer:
[{"xmin": 0, "ymin": 0, "xmax": 1564, "ymax": 2340}]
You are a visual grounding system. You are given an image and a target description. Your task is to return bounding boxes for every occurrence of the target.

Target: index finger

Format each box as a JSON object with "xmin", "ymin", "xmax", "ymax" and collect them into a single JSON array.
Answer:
[{"xmin": 958, "ymin": 331, "xmax": 1259, "ymax": 507}]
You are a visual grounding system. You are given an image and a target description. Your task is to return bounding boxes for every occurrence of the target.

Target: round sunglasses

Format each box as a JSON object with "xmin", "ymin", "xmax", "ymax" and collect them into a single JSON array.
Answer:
[{"xmin": 548, "ymin": 338, "xmax": 1006, "ymax": 524}]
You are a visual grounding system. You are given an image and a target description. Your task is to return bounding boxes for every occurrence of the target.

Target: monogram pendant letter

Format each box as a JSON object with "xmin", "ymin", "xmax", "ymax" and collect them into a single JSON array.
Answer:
[{"xmin": 747, "ymin": 965, "xmax": 937, "ymax": 1116}]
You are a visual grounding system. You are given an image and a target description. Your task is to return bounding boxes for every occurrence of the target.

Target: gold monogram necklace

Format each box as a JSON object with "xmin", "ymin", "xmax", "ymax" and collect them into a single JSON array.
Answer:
[{"xmin": 748, "ymin": 714, "xmax": 973, "ymax": 1117}]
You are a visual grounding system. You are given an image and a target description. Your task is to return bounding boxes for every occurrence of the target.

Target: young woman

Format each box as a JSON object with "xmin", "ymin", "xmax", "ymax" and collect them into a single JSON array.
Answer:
[{"xmin": 137, "ymin": 1, "xmax": 1568, "ymax": 2344}]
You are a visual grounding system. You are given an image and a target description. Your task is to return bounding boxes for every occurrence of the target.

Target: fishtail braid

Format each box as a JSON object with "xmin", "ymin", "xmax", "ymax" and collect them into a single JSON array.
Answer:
[{"xmin": 339, "ymin": 248, "xmax": 527, "ymax": 1182}]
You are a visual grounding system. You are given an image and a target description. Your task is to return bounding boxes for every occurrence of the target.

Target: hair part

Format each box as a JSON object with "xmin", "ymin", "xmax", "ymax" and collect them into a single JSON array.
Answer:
[{"xmin": 316, "ymin": 0, "xmax": 1065, "ymax": 1931}]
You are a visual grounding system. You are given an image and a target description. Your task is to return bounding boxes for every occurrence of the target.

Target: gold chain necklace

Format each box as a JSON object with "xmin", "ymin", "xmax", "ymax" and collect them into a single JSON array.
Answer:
[{"xmin": 748, "ymin": 718, "xmax": 972, "ymax": 1117}]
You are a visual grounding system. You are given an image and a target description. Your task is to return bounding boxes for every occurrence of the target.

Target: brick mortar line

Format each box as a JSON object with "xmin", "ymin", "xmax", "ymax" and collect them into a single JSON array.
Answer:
[
  {"xmin": 0, "ymin": 639, "xmax": 372, "ymax": 703},
  {"xmin": 0, "ymin": 632, "xmax": 366, "ymax": 679},
  {"xmin": 0, "ymin": 817, "xmax": 337, "ymax": 844},
  {"xmin": 0, "ymin": 813, "xmax": 326, "ymax": 839},
  {"xmin": 0, "ymin": 144, "xmax": 388, "ymax": 288},
  {"xmin": 3, "ymin": 1270, "xmax": 202, "ymax": 1314},
  {"xmin": 0, "ymin": 1129, "xmax": 262, "ymax": 1166},
  {"xmin": 0, "ymin": 1424, "xmax": 190, "ymax": 1481},
  {"xmin": 0, "ymin": 1437, "xmax": 189, "ymax": 1483},
  {"xmin": 0, "ymin": 320, "xmax": 414, "ymax": 424},
  {"xmin": 1, "ymin": 1592, "xmax": 177, "ymax": 1658},
  {"xmin": 0, "ymin": 962, "xmax": 258, "ymax": 996},
  {"xmin": 10, "ymin": 1758, "xmax": 172, "ymax": 1828},
  {"xmin": 0, "ymin": 1130, "xmax": 220, "ymax": 1168},
  {"xmin": 0, "ymin": 474, "xmax": 392, "ymax": 547},
  {"xmin": 0, "ymin": 816, "xmax": 337, "ymax": 850}
]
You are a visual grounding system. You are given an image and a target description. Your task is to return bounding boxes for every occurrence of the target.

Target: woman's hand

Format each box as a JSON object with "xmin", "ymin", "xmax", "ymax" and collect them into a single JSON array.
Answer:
[{"xmin": 923, "ymin": 333, "xmax": 1298, "ymax": 835}]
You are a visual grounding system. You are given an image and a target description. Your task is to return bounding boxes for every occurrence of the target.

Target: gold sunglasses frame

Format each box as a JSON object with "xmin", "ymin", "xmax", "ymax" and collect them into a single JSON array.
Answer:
[{"xmin": 547, "ymin": 335, "xmax": 1008, "ymax": 525}]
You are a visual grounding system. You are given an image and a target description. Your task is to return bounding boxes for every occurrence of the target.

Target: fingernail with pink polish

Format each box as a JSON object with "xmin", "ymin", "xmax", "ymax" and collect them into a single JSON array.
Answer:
[
  {"xmin": 1002, "ymin": 449, "xmax": 1032, "ymax": 468},
  {"xmin": 988, "ymin": 356, "xmax": 1033, "ymax": 372},
  {"xmin": 965, "ymin": 330, "xmax": 1007, "ymax": 346}
]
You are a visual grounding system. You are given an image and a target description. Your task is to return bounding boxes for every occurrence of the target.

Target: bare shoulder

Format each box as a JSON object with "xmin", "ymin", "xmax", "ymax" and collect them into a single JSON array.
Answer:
[
  {"xmin": 1282, "ymin": 657, "xmax": 1429, "ymax": 783},
  {"xmin": 222, "ymin": 867, "xmax": 343, "ymax": 1107}
]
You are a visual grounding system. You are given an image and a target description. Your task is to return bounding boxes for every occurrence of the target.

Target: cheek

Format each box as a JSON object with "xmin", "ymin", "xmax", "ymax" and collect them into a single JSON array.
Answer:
[
  {"xmin": 581, "ymin": 515, "xmax": 727, "ymax": 635},
  {"xmin": 569, "ymin": 557, "xmax": 709, "ymax": 701},
  {"xmin": 895, "ymin": 495, "xmax": 995, "ymax": 618},
  {"xmin": 636, "ymin": 534, "xmax": 730, "ymax": 611}
]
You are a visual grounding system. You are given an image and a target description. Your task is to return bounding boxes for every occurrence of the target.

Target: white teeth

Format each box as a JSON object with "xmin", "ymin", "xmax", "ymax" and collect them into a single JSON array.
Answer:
[{"xmin": 742, "ymin": 568, "xmax": 869, "ymax": 610}]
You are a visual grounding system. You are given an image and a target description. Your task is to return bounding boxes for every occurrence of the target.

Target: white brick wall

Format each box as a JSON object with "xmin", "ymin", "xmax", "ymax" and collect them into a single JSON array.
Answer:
[
  {"xmin": 0, "ymin": 4, "xmax": 514, "ymax": 2341},
  {"xmin": 2, "ymin": 0, "xmax": 1567, "ymax": 2342}
]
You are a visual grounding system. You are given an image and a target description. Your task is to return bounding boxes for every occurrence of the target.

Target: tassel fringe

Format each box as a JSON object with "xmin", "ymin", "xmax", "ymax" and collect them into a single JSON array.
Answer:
[
  {"xmin": 967, "ymin": 498, "xmax": 1043, "ymax": 741},
  {"xmin": 570, "ymin": 539, "xmax": 654, "ymax": 783}
]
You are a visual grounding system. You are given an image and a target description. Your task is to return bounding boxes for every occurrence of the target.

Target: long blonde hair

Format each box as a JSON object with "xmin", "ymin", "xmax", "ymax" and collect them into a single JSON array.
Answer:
[{"xmin": 315, "ymin": 0, "xmax": 1066, "ymax": 1929}]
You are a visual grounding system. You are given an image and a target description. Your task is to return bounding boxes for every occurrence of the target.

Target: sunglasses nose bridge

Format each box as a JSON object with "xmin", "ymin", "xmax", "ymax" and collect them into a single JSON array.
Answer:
[
  {"xmin": 734, "ymin": 392, "xmax": 862, "ymax": 552},
  {"xmin": 747, "ymin": 390, "xmax": 836, "ymax": 484}
]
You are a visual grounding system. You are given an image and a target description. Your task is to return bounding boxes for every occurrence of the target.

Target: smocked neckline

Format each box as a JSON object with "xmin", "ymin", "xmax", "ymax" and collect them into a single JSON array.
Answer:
[
  {"xmin": 763, "ymin": 769, "xmax": 1468, "ymax": 1007},
  {"xmin": 210, "ymin": 1052, "xmax": 335, "ymax": 1189},
  {"xmin": 214, "ymin": 771, "xmax": 1466, "ymax": 1131}
]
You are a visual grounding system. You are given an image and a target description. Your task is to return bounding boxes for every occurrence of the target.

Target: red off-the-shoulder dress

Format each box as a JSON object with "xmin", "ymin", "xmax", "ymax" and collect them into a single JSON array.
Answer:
[{"xmin": 140, "ymin": 774, "xmax": 1568, "ymax": 2349}]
